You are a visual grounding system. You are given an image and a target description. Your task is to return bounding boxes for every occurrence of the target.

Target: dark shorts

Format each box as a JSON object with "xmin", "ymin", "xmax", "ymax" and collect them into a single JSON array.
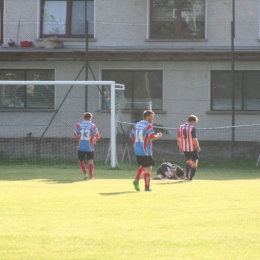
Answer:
[
  {"xmin": 78, "ymin": 150, "xmax": 94, "ymax": 161},
  {"xmin": 156, "ymin": 168, "xmax": 164, "ymax": 176},
  {"xmin": 136, "ymin": 156, "xmax": 155, "ymax": 168},
  {"xmin": 184, "ymin": 151, "xmax": 199, "ymax": 161},
  {"xmin": 156, "ymin": 168, "xmax": 171, "ymax": 178}
]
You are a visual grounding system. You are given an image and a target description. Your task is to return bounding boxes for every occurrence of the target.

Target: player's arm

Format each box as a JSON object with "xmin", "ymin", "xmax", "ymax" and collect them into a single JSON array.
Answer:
[
  {"xmin": 191, "ymin": 128, "xmax": 201, "ymax": 152},
  {"xmin": 177, "ymin": 128, "xmax": 183, "ymax": 154},
  {"xmin": 164, "ymin": 171, "xmax": 174, "ymax": 179},
  {"xmin": 94, "ymin": 126, "xmax": 101, "ymax": 141},
  {"xmin": 96, "ymin": 132, "xmax": 100, "ymax": 141},
  {"xmin": 172, "ymin": 170, "xmax": 179, "ymax": 179},
  {"xmin": 73, "ymin": 123, "xmax": 80, "ymax": 139},
  {"xmin": 177, "ymin": 138, "xmax": 183, "ymax": 154},
  {"xmin": 194, "ymin": 138, "xmax": 201, "ymax": 152},
  {"xmin": 147, "ymin": 125, "xmax": 162, "ymax": 141},
  {"xmin": 130, "ymin": 126, "xmax": 135, "ymax": 139},
  {"xmin": 93, "ymin": 126, "xmax": 100, "ymax": 144},
  {"xmin": 150, "ymin": 132, "xmax": 162, "ymax": 141}
]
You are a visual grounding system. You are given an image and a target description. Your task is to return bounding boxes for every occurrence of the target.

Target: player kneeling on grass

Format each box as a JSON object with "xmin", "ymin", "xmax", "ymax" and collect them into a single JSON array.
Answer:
[
  {"xmin": 152, "ymin": 162, "xmax": 185, "ymax": 180},
  {"xmin": 73, "ymin": 112, "xmax": 100, "ymax": 180}
]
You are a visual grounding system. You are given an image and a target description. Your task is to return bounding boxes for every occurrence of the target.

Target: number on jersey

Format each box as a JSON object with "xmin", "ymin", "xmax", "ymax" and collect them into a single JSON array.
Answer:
[
  {"xmin": 135, "ymin": 129, "xmax": 144, "ymax": 142},
  {"xmin": 80, "ymin": 129, "xmax": 91, "ymax": 140}
]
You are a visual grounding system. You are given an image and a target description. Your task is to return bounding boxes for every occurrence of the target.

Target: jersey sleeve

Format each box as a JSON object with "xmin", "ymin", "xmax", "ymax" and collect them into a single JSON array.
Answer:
[
  {"xmin": 73, "ymin": 123, "xmax": 80, "ymax": 137},
  {"xmin": 130, "ymin": 125, "xmax": 135, "ymax": 138},
  {"xmin": 146, "ymin": 124, "xmax": 155, "ymax": 139},
  {"xmin": 191, "ymin": 127, "xmax": 196, "ymax": 138},
  {"xmin": 93, "ymin": 125, "xmax": 100, "ymax": 138},
  {"xmin": 177, "ymin": 126, "xmax": 182, "ymax": 138}
]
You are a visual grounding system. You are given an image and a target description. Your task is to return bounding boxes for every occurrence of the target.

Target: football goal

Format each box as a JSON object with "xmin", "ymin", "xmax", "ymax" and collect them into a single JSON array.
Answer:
[{"xmin": 0, "ymin": 80, "xmax": 125, "ymax": 168}]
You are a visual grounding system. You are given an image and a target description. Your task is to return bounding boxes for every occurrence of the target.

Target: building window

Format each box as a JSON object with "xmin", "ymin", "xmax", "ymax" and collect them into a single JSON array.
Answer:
[
  {"xmin": 150, "ymin": 0, "xmax": 205, "ymax": 39},
  {"xmin": 211, "ymin": 71, "xmax": 260, "ymax": 111},
  {"xmin": 0, "ymin": 70, "xmax": 55, "ymax": 109},
  {"xmin": 102, "ymin": 70, "xmax": 163, "ymax": 110},
  {"xmin": 40, "ymin": 0, "xmax": 94, "ymax": 38}
]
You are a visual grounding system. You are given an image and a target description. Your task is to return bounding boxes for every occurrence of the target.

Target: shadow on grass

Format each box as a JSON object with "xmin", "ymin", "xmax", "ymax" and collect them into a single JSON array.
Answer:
[
  {"xmin": 154, "ymin": 180, "xmax": 189, "ymax": 185},
  {"xmin": 99, "ymin": 191, "xmax": 137, "ymax": 196},
  {"xmin": 0, "ymin": 167, "xmax": 83, "ymax": 184}
]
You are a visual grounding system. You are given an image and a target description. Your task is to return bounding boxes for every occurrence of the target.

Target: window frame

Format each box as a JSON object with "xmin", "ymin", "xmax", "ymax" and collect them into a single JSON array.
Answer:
[
  {"xmin": 149, "ymin": 0, "xmax": 206, "ymax": 40},
  {"xmin": 40, "ymin": 0, "xmax": 94, "ymax": 38},
  {"xmin": 0, "ymin": 69, "xmax": 55, "ymax": 110},
  {"xmin": 102, "ymin": 69, "xmax": 163, "ymax": 110},
  {"xmin": 211, "ymin": 70, "xmax": 260, "ymax": 111}
]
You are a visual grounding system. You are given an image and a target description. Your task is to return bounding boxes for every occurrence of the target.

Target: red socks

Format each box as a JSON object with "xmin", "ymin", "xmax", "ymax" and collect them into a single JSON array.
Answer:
[
  {"xmin": 79, "ymin": 161, "xmax": 87, "ymax": 175},
  {"xmin": 79, "ymin": 162, "xmax": 94, "ymax": 179},
  {"xmin": 89, "ymin": 164, "xmax": 94, "ymax": 179},
  {"xmin": 144, "ymin": 173, "xmax": 150, "ymax": 189},
  {"xmin": 135, "ymin": 167, "xmax": 144, "ymax": 180}
]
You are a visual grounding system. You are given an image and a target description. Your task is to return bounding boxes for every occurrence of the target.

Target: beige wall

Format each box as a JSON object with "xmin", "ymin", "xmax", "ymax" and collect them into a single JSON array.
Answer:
[
  {"xmin": 2, "ymin": 0, "xmax": 260, "ymax": 48},
  {"xmin": 0, "ymin": 59, "xmax": 260, "ymax": 142}
]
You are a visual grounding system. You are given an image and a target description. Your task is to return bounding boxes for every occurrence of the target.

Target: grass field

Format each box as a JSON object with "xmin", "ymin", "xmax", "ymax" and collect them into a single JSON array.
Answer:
[{"xmin": 0, "ymin": 164, "xmax": 260, "ymax": 260}]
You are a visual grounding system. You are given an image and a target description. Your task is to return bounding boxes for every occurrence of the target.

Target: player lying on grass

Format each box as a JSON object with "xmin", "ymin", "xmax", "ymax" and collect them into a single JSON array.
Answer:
[{"xmin": 152, "ymin": 162, "xmax": 185, "ymax": 180}]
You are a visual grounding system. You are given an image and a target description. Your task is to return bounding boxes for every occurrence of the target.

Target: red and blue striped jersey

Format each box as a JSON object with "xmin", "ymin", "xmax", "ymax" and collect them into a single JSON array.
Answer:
[
  {"xmin": 130, "ymin": 120, "xmax": 155, "ymax": 156},
  {"xmin": 74, "ymin": 121, "xmax": 100, "ymax": 152},
  {"xmin": 177, "ymin": 124, "xmax": 197, "ymax": 152}
]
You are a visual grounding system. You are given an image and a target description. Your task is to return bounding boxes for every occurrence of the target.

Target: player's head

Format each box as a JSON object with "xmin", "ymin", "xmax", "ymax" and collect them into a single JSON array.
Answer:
[
  {"xmin": 143, "ymin": 110, "xmax": 154, "ymax": 123},
  {"xmin": 187, "ymin": 115, "xmax": 198, "ymax": 124},
  {"xmin": 175, "ymin": 167, "xmax": 185, "ymax": 179},
  {"xmin": 84, "ymin": 112, "xmax": 93, "ymax": 121}
]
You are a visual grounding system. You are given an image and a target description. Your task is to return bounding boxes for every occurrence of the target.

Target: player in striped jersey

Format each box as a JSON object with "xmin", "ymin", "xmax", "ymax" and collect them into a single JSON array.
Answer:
[
  {"xmin": 74, "ymin": 112, "xmax": 100, "ymax": 180},
  {"xmin": 177, "ymin": 115, "xmax": 201, "ymax": 181},
  {"xmin": 130, "ymin": 110, "xmax": 162, "ymax": 191}
]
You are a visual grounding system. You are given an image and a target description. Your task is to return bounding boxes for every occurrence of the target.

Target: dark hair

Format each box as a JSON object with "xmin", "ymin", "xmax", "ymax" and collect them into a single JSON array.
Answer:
[
  {"xmin": 187, "ymin": 115, "xmax": 198, "ymax": 123},
  {"xmin": 143, "ymin": 110, "xmax": 154, "ymax": 119},
  {"xmin": 84, "ymin": 112, "xmax": 93, "ymax": 120},
  {"xmin": 176, "ymin": 167, "xmax": 185, "ymax": 177}
]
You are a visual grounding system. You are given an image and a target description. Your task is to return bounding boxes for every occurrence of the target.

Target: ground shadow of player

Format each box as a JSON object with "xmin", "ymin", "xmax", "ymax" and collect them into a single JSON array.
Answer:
[
  {"xmin": 99, "ymin": 191, "xmax": 137, "ymax": 196},
  {"xmin": 155, "ymin": 180, "xmax": 188, "ymax": 185},
  {"xmin": 0, "ymin": 173, "xmax": 86, "ymax": 184}
]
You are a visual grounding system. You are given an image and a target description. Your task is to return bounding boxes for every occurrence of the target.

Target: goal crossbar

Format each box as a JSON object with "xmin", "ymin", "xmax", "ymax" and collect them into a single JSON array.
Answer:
[{"xmin": 0, "ymin": 80, "xmax": 125, "ymax": 168}]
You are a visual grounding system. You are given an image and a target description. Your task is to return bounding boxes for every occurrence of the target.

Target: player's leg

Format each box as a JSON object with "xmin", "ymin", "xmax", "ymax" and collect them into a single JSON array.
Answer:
[
  {"xmin": 86, "ymin": 152, "xmax": 94, "ymax": 179},
  {"xmin": 142, "ymin": 156, "xmax": 154, "ymax": 191},
  {"xmin": 176, "ymin": 167, "xmax": 185, "ymax": 179},
  {"xmin": 133, "ymin": 156, "xmax": 143, "ymax": 191},
  {"xmin": 143, "ymin": 166, "xmax": 153, "ymax": 191},
  {"xmin": 135, "ymin": 166, "xmax": 145, "ymax": 181},
  {"xmin": 152, "ymin": 168, "xmax": 164, "ymax": 180},
  {"xmin": 78, "ymin": 151, "xmax": 88, "ymax": 180},
  {"xmin": 152, "ymin": 174, "xmax": 164, "ymax": 180},
  {"xmin": 190, "ymin": 152, "xmax": 199, "ymax": 181},
  {"xmin": 184, "ymin": 152, "xmax": 192, "ymax": 180}
]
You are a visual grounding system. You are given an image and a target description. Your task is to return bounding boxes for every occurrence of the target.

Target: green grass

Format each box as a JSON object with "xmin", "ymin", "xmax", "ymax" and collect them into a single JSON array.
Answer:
[{"xmin": 0, "ymin": 165, "xmax": 260, "ymax": 260}]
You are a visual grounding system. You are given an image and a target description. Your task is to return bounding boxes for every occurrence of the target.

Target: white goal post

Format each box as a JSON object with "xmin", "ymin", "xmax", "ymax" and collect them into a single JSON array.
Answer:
[{"xmin": 0, "ymin": 80, "xmax": 125, "ymax": 168}]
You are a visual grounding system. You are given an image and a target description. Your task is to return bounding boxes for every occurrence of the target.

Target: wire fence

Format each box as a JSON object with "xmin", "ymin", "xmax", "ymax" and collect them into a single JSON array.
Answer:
[{"xmin": 1, "ymin": 0, "xmax": 260, "ymax": 166}]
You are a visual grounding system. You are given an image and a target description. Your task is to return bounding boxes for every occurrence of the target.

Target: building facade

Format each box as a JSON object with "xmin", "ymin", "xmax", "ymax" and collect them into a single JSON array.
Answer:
[{"xmin": 0, "ymin": 0, "xmax": 260, "ymax": 146}]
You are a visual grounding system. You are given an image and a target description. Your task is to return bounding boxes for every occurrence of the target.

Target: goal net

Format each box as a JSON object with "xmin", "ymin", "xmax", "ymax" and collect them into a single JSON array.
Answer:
[{"xmin": 0, "ymin": 81, "xmax": 126, "ymax": 168}]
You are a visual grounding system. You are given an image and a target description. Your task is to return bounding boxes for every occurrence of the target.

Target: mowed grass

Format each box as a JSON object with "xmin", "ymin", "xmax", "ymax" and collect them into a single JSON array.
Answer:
[{"xmin": 0, "ymin": 165, "xmax": 260, "ymax": 260}]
